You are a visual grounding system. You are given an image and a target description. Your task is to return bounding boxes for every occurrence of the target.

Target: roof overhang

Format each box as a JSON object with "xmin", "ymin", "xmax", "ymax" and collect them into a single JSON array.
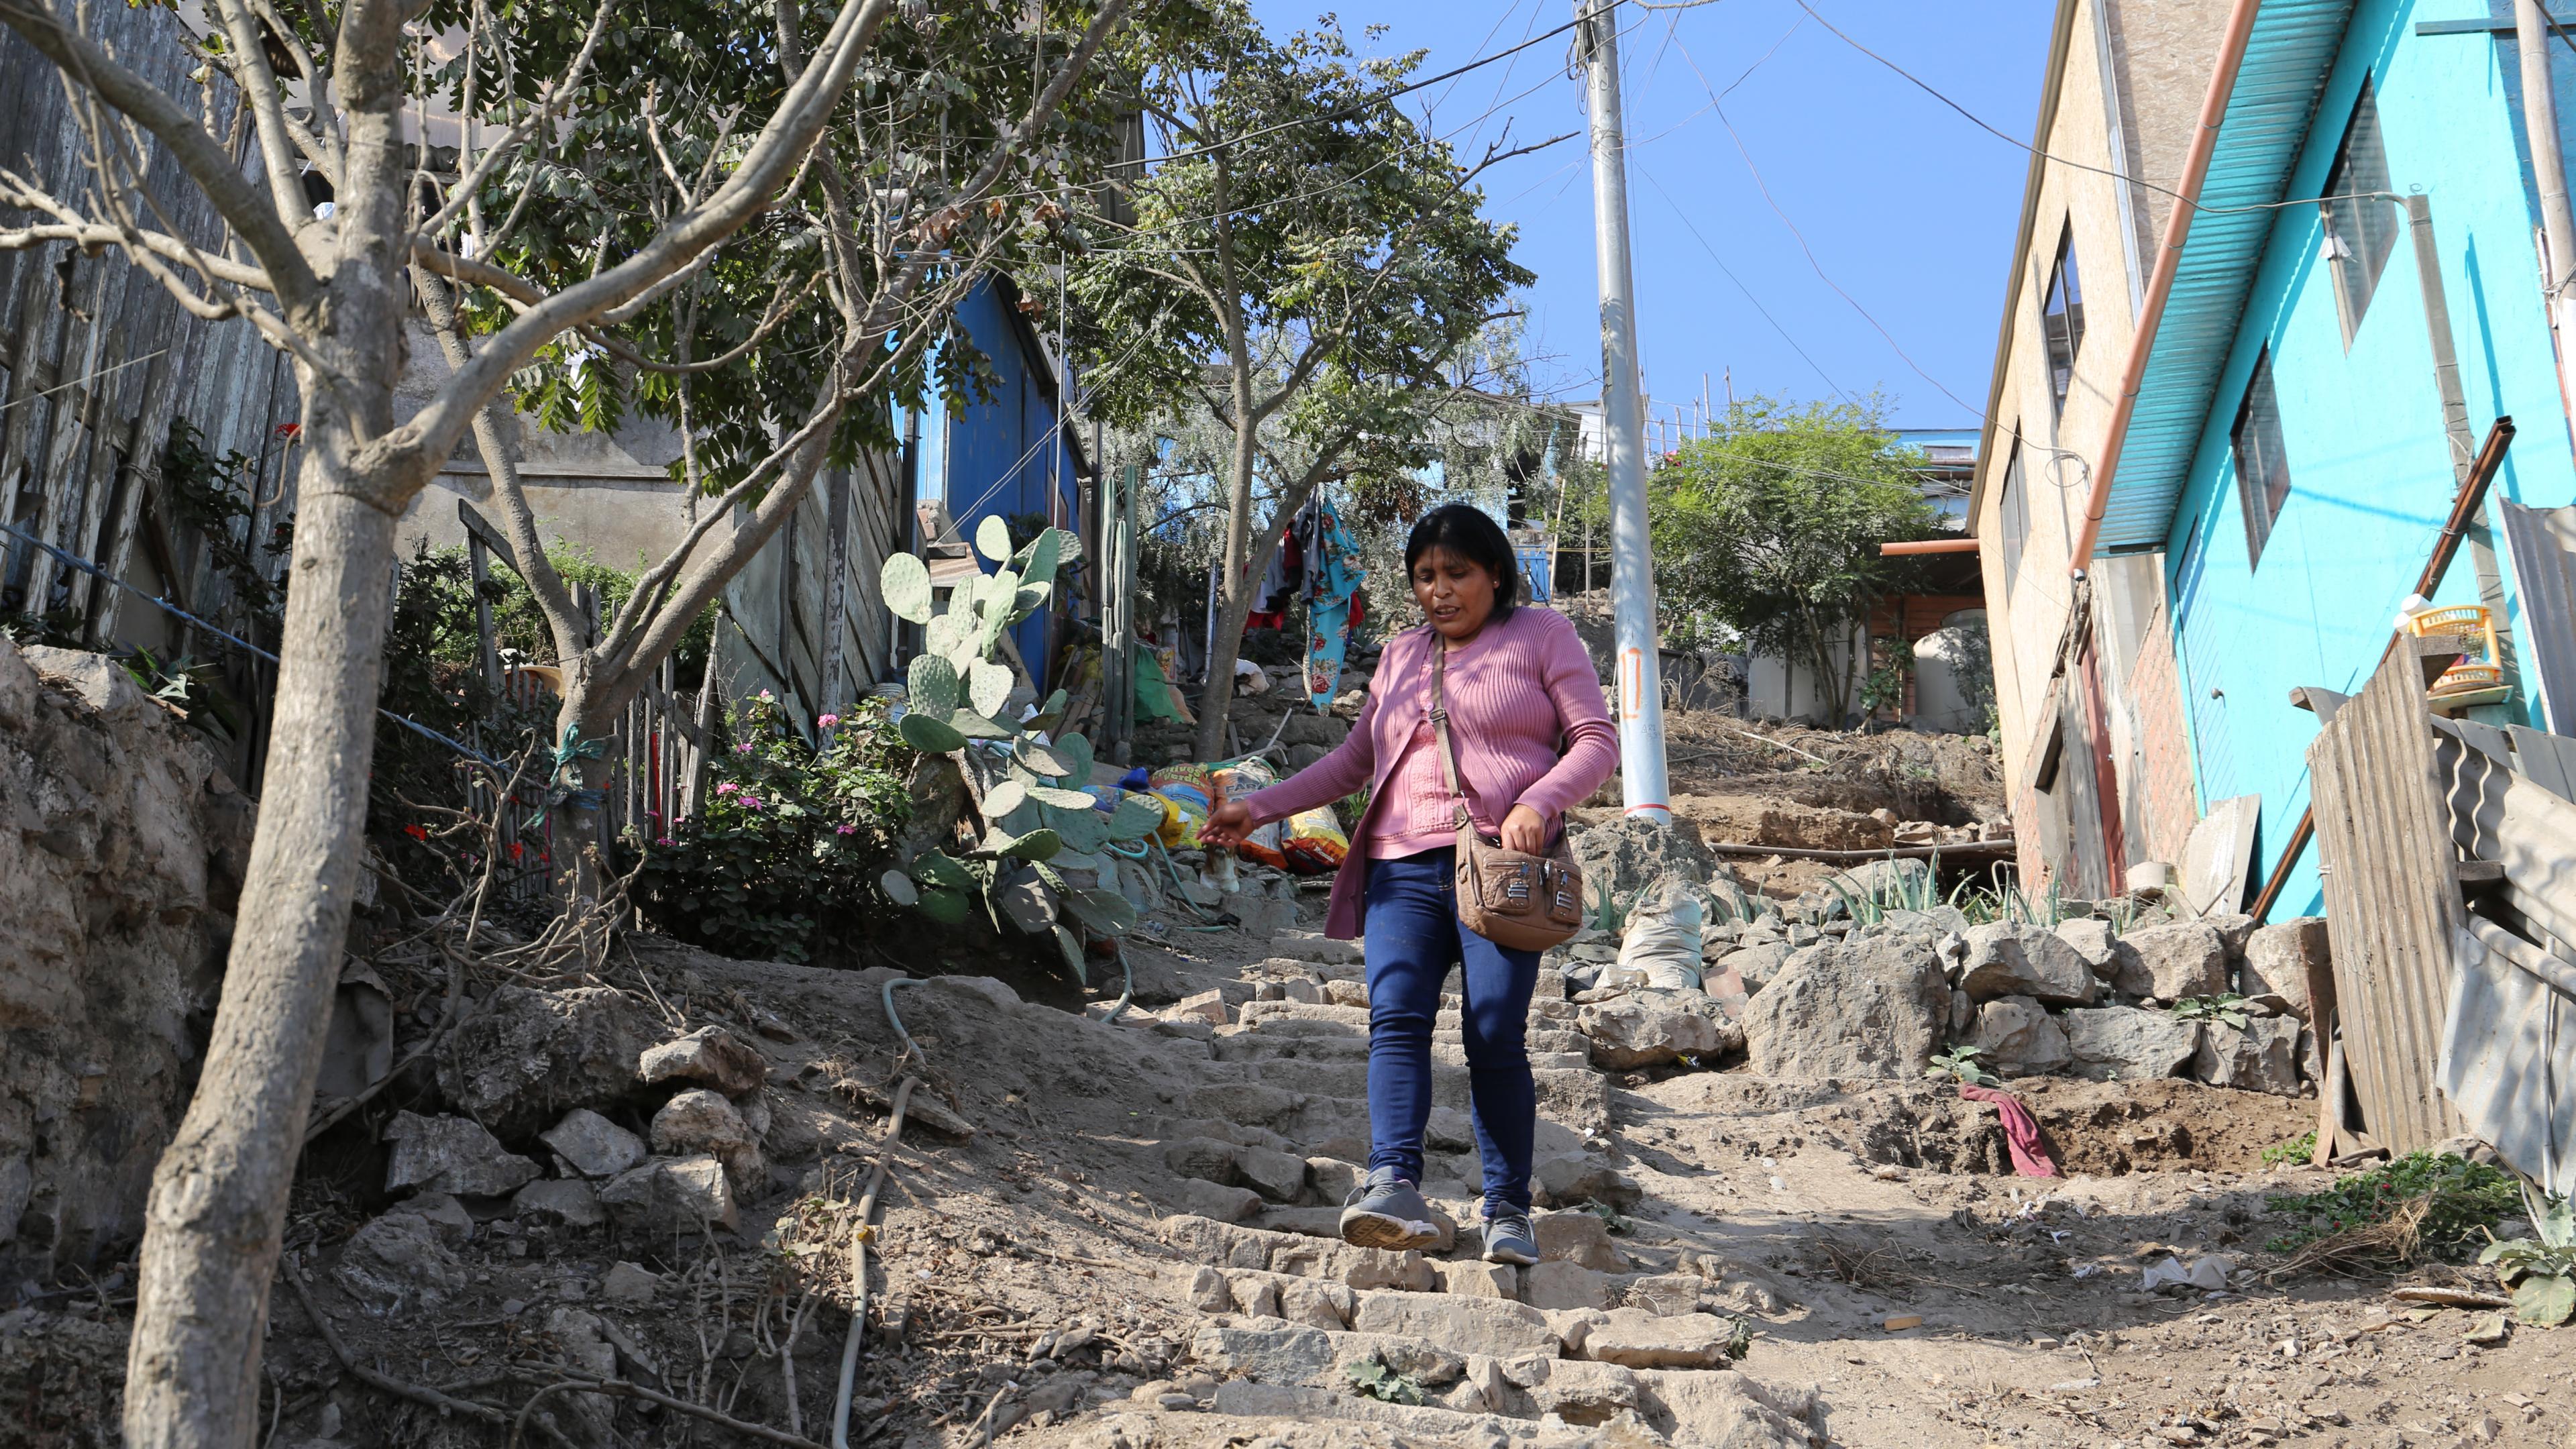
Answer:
[{"xmin": 2089, "ymin": 0, "xmax": 2356, "ymax": 553}]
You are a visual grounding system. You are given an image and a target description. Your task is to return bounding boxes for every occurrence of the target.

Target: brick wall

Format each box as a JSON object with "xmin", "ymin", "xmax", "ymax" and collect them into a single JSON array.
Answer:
[{"xmin": 2125, "ymin": 602, "xmax": 2199, "ymax": 866}]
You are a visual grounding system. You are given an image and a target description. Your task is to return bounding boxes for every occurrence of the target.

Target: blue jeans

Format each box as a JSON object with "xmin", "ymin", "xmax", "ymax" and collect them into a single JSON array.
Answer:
[{"xmin": 1362, "ymin": 849, "xmax": 1542, "ymax": 1214}]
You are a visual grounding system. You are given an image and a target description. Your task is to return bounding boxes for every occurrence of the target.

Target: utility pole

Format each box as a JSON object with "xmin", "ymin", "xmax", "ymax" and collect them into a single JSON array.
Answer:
[
  {"xmin": 1576, "ymin": 0, "xmax": 1670, "ymax": 824},
  {"xmin": 2518, "ymin": 0, "xmax": 2576, "ymax": 449}
]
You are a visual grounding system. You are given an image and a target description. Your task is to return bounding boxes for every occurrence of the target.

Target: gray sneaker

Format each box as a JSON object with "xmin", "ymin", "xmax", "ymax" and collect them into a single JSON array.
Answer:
[
  {"xmin": 1481, "ymin": 1207, "xmax": 1538, "ymax": 1266},
  {"xmin": 1339, "ymin": 1167, "xmax": 1443, "ymax": 1252}
]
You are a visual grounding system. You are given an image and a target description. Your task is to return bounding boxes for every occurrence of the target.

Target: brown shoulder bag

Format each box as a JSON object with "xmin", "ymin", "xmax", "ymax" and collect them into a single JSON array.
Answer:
[{"xmin": 1430, "ymin": 637, "xmax": 1586, "ymax": 952}]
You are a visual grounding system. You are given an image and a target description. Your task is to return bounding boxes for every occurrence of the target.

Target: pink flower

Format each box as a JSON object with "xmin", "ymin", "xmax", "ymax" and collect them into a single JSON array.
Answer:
[
  {"xmin": 735, "ymin": 742, "xmax": 755, "ymax": 755},
  {"xmin": 739, "ymin": 795, "xmax": 764, "ymax": 810},
  {"xmin": 818, "ymin": 714, "xmax": 840, "ymax": 729},
  {"xmin": 835, "ymin": 823, "xmax": 857, "ymax": 835},
  {"xmin": 656, "ymin": 837, "xmax": 674, "ymax": 847},
  {"xmin": 715, "ymin": 781, "xmax": 739, "ymax": 797}
]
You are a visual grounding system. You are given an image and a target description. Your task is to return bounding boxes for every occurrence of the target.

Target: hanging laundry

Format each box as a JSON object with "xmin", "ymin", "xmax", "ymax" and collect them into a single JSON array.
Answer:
[{"xmin": 1299, "ymin": 494, "xmax": 1366, "ymax": 712}]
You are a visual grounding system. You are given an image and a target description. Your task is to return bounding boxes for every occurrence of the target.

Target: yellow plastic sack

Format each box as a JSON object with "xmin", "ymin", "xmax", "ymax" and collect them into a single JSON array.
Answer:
[{"xmin": 1281, "ymin": 803, "xmax": 1350, "ymax": 874}]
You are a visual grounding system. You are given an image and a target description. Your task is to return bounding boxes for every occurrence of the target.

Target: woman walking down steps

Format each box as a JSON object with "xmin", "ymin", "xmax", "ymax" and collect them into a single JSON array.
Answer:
[{"xmin": 1202, "ymin": 504, "xmax": 1617, "ymax": 1269}]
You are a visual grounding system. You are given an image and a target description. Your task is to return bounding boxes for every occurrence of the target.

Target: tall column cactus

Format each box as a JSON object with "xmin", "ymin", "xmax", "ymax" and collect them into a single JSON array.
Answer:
[{"xmin": 879, "ymin": 521, "xmax": 1162, "ymax": 978}]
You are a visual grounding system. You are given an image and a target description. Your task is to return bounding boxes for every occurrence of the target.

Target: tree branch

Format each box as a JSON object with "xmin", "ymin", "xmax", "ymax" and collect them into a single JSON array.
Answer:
[{"xmin": 0, "ymin": 0, "xmax": 319, "ymax": 302}]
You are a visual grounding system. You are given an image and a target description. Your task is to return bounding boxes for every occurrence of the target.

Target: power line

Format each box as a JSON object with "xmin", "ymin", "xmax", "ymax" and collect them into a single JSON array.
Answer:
[
  {"xmin": 1636, "ymin": 165, "xmax": 1858, "ymax": 408},
  {"xmin": 1668, "ymin": 30, "xmax": 1991, "ymax": 421}
]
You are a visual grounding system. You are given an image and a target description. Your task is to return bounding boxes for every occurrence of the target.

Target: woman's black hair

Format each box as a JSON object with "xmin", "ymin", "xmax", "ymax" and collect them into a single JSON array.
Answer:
[{"xmin": 1403, "ymin": 503, "xmax": 1519, "ymax": 617}]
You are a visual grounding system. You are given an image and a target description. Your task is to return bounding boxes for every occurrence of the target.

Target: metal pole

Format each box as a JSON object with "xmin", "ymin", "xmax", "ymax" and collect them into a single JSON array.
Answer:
[
  {"xmin": 1577, "ymin": 0, "xmax": 1670, "ymax": 824},
  {"xmin": 2516, "ymin": 0, "xmax": 2576, "ymax": 451},
  {"xmin": 2405, "ymin": 194, "xmax": 2522, "ymax": 714}
]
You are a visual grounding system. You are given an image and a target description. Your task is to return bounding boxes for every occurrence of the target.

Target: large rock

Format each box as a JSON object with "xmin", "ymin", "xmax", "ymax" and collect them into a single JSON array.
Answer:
[
  {"xmin": 333, "ymin": 1211, "xmax": 464, "ymax": 1314},
  {"xmin": 598, "ymin": 1154, "xmax": 739, "ymax": 1234},
  {"xmin": 2062, "ymin": 1007, "xmax": 2202, "ymax": 1081},
  {"xmin": 1957, "ymin": 922, "xmax": 2098, "ymax": 1006},
  {"xmin": 540, "ymin": 1108, "xmax": 647, "ymax": 1179},
  {"xmin": 382, "ymin": 1112, "xmax": 541, "ymax": 1197},
  {"xmin": 2117, "ymin": 922, "xmax": 2229, "ymax": 1002},
  {"xmin": 1968, "ymin": 996, "xmax": 2072, "ymax": 1077},
  {"xmin": 650, "ymin": 1089, "xmax": 763, "ymax": 1193},
  {"xmin": 438, "ymin": 985, "xmax": 657, "ymax": 1138},
  {"xmin": 1349, "ymin": 1291, "xmax": 1560, "ymax": 1359},
  {"xmin": 1512, "ymin": 1357, "xmax": 1644, "ymax": 1422},
  {"xmin": 1578, "ymin": 1308, "xmax": 1737, "ymax": 1370},
  {"xmin": 2053, "ymin": 918, "xmax": 2137, "ymax": 984},
  {"xmin": 637, "ymin": 1025, "xmax": 767, "ymax": 1095},
  {"xmin": 2240, "ymin": 917, "xmax": 2328, "ymax": 1019},
  {"xmin": 1532, "ymin": 1156, "xmax": 1642, "ymax": 1211},
  {"xmin": 1574, "ymin": 818, "xmax": 1714, "ymax": 914},
  {"xmin": 1520, "ymin": 1259, "xmax": 1612, "ymax": 1311},
  {"xmin": 2192, "ymin": 1018, "xmax": 2303, "ymax": 1096},
  {"xmin": 1713, "ymin": 943, "xmax": 1790, "ymax": 994},
  {"xmin": 1741, "ymin": 936, "xmax": 1949, "ymax": 1080},
  {"xmin": 0, "ymin": 638, "xmax": 253, "ymax": 1286},
  {"xmin": 650, "ymin": 1089, "xmax": 753, "ymax": 1156},
  {"xmin": 512, "ymin": 1178, "xmax": 606, "ymax": 1228},
  {"xmin": 1575, "ymin": 994, "xmax": 1737, "ymax": 1070},
  {"xmin": 1534, "ymin": 1210, "xmax": 1628, "ymax": 1272},
  {"xmin": 1636, "ymin": 1369, "xmax": 1821, "ymax": 1449}
]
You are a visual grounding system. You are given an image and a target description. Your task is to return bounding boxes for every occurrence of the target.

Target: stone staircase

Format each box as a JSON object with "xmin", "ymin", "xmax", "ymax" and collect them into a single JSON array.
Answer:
[{"xmin": 1120, "ymin": 930, "xmax": 1826, "ymax": 1448}]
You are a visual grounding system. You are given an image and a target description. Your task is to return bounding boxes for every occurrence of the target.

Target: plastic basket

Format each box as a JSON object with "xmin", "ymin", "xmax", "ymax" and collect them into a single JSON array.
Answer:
[{"xmin": 2404, "ymin": 604, "xmax": 2496, "ymax": 656}]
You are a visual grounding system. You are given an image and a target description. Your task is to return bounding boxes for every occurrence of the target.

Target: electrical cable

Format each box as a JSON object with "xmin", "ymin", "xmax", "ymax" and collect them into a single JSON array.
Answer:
[
  {"xmin": 0, "ymin": 519, "xmax": 508, "ymax": 771},
  {"xmin": 1635, "ymin": 165, "xmax": 1856, "ymax": 407}
]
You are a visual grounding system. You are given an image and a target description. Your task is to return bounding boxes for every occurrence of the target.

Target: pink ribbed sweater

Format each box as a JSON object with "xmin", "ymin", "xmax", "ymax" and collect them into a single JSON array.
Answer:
[{"xmin": 1236, "ymin": 604, "xmax": 1618, "ymax": 938}]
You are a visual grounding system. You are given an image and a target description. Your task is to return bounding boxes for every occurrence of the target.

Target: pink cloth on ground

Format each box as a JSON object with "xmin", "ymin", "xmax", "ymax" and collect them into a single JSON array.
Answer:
[{"xmin": 1958, "ymin": 1083, "xmax": 2059, "ymax": 1177}]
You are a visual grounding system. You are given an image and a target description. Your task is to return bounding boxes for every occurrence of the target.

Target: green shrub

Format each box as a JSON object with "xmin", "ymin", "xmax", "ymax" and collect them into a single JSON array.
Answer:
[
  {"xmin": 2265, "ymin": 1151, "xmax": 2520, "ymax": 1263},
  {"xmin": 632, "ymin": 694, "xmax": 914, "ymax": 961}
]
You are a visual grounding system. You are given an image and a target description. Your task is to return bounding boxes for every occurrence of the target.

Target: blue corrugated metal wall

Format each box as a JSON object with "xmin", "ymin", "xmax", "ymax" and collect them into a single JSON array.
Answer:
[
  {"xmin": 916, "ymin": 277, "xmax": 1082, "ymax": 684},
  {"xmin": 2160, "ymin": 0, "xmax": 2576, "ymax": 915}
]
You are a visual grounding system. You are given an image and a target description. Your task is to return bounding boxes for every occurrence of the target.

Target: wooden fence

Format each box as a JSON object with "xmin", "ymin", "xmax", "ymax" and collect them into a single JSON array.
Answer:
[
  {"xmin": 455, "ymin": 511, "xmax": 710, "ymax": 896},
  {"xmin": 2308, "ymin": 636, "xmax": 2576, "ymax": 1179}
]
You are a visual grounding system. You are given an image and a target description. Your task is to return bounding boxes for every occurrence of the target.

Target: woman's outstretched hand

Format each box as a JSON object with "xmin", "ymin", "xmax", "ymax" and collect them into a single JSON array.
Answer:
[
  {"xmin": 1200, "ymin": 799, "xmax": 1254, "ymax": 848},
  {"xmin": 1499, "ymin": 804, "xmax": 1547, "ymax": 853}
]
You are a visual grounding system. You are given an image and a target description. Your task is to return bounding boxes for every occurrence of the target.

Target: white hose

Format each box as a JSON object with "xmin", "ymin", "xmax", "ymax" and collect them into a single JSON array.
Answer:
[{"xmin": 830, "ymin": 979, "xmax": 924, "ymax": 1448}]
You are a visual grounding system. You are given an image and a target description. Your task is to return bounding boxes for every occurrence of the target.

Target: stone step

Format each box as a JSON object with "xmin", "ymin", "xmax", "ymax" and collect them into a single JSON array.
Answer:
[
  {"xmin": 1269, "ymin": 932, "xmax": 1364, "ymax": 965},
  {"xmin": 1214, "ymin": 1028, "xmax": 1590, "ymax": 1063},
  {"xmin": 1191, "ymin": 1320, "xmax": 1819, "ymax": 1447}
]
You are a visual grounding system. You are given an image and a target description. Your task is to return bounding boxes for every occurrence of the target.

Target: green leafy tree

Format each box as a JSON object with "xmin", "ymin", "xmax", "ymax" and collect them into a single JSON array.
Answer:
[
  {"xmin": 1069, "ymin": 8, "xmax": 1534, "ymax": 756},
  {"xmin": 1652, "ymin": 396, "xmax": 1943, "ymax": 724}
]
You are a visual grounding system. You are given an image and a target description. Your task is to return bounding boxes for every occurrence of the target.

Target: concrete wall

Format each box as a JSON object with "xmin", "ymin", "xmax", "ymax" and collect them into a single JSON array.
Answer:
[
  {"xmin": 1974, "ymin": 0, "xmax": 2235, "ymax": 888},
  {"xmin": 2157, "ymin": 0, "xmax": 2576, "ymax": 916}
]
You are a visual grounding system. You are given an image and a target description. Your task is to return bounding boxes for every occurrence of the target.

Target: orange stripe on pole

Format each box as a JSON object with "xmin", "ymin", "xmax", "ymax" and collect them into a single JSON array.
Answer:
[{"xmin": 1880, "ymin": 538, "xmax": 1982, "ymax": 555}]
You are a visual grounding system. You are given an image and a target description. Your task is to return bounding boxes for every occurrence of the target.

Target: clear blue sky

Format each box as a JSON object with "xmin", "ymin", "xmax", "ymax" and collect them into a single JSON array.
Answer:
[{"xmin": 1244, "ymin": 0, "xmax": 2057, "ymax": 431}]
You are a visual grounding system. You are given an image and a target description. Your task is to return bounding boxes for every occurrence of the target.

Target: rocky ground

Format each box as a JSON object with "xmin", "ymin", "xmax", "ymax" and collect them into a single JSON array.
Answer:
[
  {"xmin": 7, "ymin": 889, "xmax": 2561, "ymax": 1449},
  {"xmin": 1, "ymin": 647, "xmax": 2554, "ymax": 1448}
]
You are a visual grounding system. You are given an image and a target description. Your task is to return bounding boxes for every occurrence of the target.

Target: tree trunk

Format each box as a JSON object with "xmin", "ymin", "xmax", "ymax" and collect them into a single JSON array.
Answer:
[
  {"xmin": 1193, "ymin": 412, "xmax": 1265, "ymax": 759},
  {"xmin": 122, "ymin": 449, "xmax": 404, "ymax": 1446}
]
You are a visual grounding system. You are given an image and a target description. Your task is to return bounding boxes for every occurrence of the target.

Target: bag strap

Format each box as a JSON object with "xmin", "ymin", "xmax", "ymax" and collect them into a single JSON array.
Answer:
[{"xmin": 1430, "ymin": 635, "xmax": 1473, "ymax": 833}]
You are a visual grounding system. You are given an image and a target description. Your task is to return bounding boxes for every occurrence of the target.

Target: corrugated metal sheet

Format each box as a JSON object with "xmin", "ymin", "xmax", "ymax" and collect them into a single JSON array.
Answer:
[
  {"xmin": 2306, "ymin": 639, "xmax": 2467, "ymax": 1152},
  {"xmin": 2100, "ymin": 0, "xmax": 2357, "ymax": 550}
]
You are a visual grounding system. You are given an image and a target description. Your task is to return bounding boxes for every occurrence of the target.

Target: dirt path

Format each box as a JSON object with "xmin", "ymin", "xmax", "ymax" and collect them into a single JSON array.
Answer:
[{"xmin": 9, "ymin": 899, "xmax": 2553, "ymax": 1448}]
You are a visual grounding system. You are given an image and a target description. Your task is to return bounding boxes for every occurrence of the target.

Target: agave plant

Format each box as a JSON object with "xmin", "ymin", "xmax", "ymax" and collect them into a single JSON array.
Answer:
[{"xmin": 878, "ymin": 519, "xmax": 1164, "ymax": 979}]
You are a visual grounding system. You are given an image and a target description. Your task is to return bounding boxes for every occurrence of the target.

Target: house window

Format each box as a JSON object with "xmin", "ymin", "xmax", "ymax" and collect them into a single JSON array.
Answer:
[
  {"xmin": 1999, "ymin": 439, "xmax": 2031, "ymax": 602},
  {"xmin": 2232, "ymin": 347, "xmax": 2292, "ymax": 567},
  {"xmin": 2043, "ymin": 225, "xmax": 2085, "ymax": 416},
  {"xmin": 2321, "ymin": 78, "xmax": 2398, "ymax": 344}
]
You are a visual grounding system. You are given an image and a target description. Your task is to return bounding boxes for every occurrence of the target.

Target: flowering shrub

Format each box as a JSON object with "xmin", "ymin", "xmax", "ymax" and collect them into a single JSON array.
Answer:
[{"xmin": 633, "ymin": 693, "xmax": 914, "ymax": 961}]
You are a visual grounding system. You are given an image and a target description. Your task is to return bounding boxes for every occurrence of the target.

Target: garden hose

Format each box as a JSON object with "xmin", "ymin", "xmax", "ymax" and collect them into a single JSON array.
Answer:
[{"xmin": 830, "ymin": 979, "xmax": 923, "ymax": 1449}]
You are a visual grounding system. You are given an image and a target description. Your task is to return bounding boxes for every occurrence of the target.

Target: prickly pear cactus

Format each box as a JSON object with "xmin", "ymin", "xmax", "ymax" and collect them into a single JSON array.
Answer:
[{"xmin": 876, "ymin": 525, "xmax": 1159, "ymax": 982}]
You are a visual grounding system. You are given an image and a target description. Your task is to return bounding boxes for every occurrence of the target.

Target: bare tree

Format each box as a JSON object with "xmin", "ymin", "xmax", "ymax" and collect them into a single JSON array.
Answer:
[{"xmin": 0, "ymin": 0, "xmax": 1133, "ymax": 1437}]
